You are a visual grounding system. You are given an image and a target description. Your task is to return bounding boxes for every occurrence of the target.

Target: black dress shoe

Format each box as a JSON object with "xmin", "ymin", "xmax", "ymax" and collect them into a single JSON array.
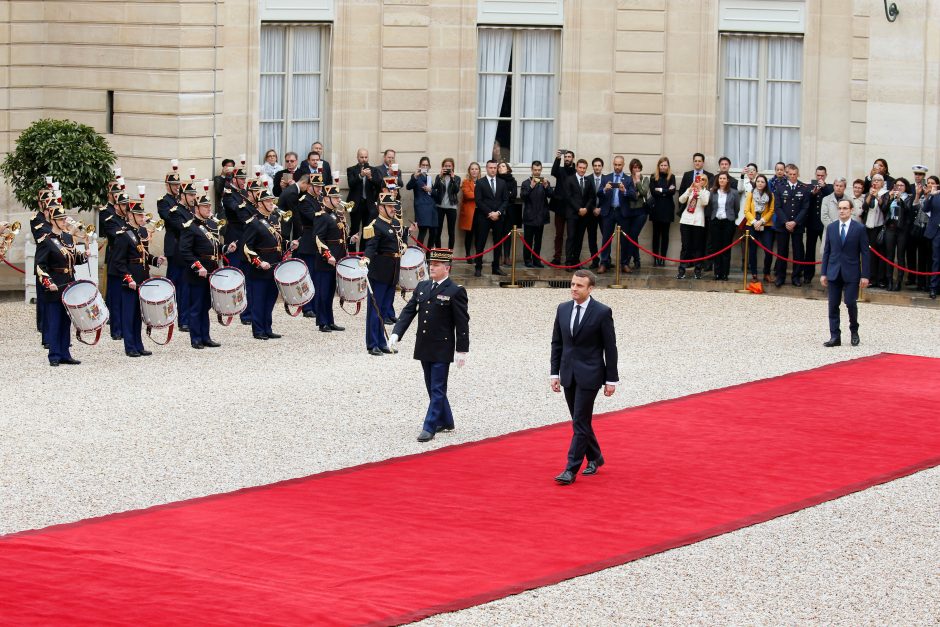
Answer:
[
  {"xmin": 492, "ymin": 268, "xmax": 506, "ymax": 276},
  {"xmin": 61, "ymin": 358, "xmax": 81, "ymax": 365},
  {"xmin": 111, "ymin": 334, "xmax": 122, "ymax": 341},
  {"xmin": 676, "ymin": 268, "xmax": 686, "ymax": 279},
  {"xmin": 380, "ymin": 347, "xmax": 393, "ymax": 354},
  {"xmin": 774, "ymin": 278, "xmax": 785, "ymax": 288},
  {"xmin": 792, "ymin": 278, "xmax": 803, "ymax": 287},
  {"xmin": 851, "ymin": 333, "xmax": 860, "ymax": 346},
  {"xmin": 253, "ymin": 334, "xmax": 269, "ymax": 340},
  {"xmin": 178, "ymin": 325, "xmax": 190, "ymax": 333},
  {"xmin": 302, "ymin": 311, "xmax": 317, "ymax": 318},
  {"xmin": 930, "ymin": 290, "xmax": 937, "ymax": 299},
  {"xmin": 240, "ymin": 319, "xmax": 252, "ymax": 326},
  {"xmin": 328, "ymin": 324, "xmax": 345, "ymax": 331},
  {"xmin": 693, "ymin": 268, "xmax": 702, "ymax": 279},
  {"xmin": 524, "ymin": 261, "xmax": 533, "ymax": 268},
  {"xmin": 138, "ymin": 350, "xmax": 152, "ymax": 357},
  {"xmin": 319, "ymin": 325, "xmax": 332, "ymax": 332},
  {"xmin": 590, "ymin": 261, "xmax": 600, "ymax": 269},
  {"xmin": 473, "ymin": 268, "xmax": 482, "ymax": 277},
  {"xmin": 550, "ymin": 258, "xmax": 561, "ymax": 265},
  {"xmin": 368, "ymin": 347, "xmax": 384, "ymax": 356},
  {"xmin": 533, "ymin": 261, "xmax": 545, "ymax": 268},
  {"xmin": 417, "ymin": 430, "xmax": 434, "ymax": 442},
  {"xmin": 191, "ymin": 342, "xmax": 204, "ymax": 349},
  {"xmin": 126, "ymin": 350, "xmax": 141, "ymax": 357},
  {"xmin": 49, "ymin": 360, "xmax": 60, "ymax": 367},
  {"xmin": 823, "ymin": 338, "xmax": 841, "ymax": 347},
  {"xmin": 583, "ymin": 456, "xmax": 605, "ymax": 475},
  {"xmin": 42, "ymin": 343, "xmax": 49, "ymax": 349},
  {"xmin": 266, "ymin": 332, "xmax": 282, "ymax": 339},
  {"xmin": 203, "ymin": 339, "xmax": 221, "ymax": 348},
  {"xmin": 554, "ymin": 470, "xmax": 576, "ymax": 485}
]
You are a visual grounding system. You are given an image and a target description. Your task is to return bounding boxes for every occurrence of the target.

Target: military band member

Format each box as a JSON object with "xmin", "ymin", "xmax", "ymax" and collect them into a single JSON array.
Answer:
[
  {"xmin": 389, "ymin": 248, "xmax": 470, "ymax": 441},
  {"xmin": 179, "ymin": 194, "xmax": 223, "ymax": 349},
  {"xmin": 293, "ymin": 173, "xmax": 325, "ymax": 319},
  {"xmin": 243, "ymin": 189, "xmax": 288, "ymax": 340},
  {"xmin": 361, "ymin": 193, "xmax": 415, "ymax": 355},
  {"xmin": 222, "ymin": 169, "xmax": 250, "ymax": 326},
  {"xmin": 35, "ymin": 199, "xmax": 88, "ymax": 366},
  {"xmin": 110, "ymin": 198, "xmax": 165, "ymax": 357},
  {"xmin": 158, "ymin": 165, "xmax": 187, "ymax": 330},
  {"xmin": 32, "ymin": 188, "xmax": 55, "ymax": 344},
  {"xmin": 234, "ymin": 177, "xmax": 266, "ymax": 326},
  {"xmin": 312, "ymin": 184, "xmax": 348, "ymax": 333},
  {"xmin": 102, "ymin": 191, "xmax": 131, "ymax": 340}
]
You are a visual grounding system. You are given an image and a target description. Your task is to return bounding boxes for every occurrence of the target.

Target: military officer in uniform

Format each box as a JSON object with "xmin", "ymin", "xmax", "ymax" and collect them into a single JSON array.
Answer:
[
  {"xmin": 179, "ymin": 194, "xmax": 223, "ymax": 349},
  {"xmin": 102, "ymin": 191, "xmax": 131, "ymax": 339},
  {"xmin": 35, "ymin": 199, "xmax": 88, "ymax": 366},
  {"xmin": 243, "ymin": 188, "xmax": 289, "ymax": 340},
  {"xmin": 292, "ymin": 173, "xmax": 325, "ymax": 319},
  {"xmin": 773, "ymin": 163, "xmax": 811, "ymax": 287},
  {"xmin": 362, "ymin": 193, "xmax": 415, "ymax": 355},
  {"xmin": 390, "ymin": 248, "xmax": 470, "ymax": 441},
  {"xmin": 110, "ymin": 197, "xmax": 165, "ymax": 357},
  {"xmin": 312, "ymin": 184, "xmax": 348, "ymax": 333}
]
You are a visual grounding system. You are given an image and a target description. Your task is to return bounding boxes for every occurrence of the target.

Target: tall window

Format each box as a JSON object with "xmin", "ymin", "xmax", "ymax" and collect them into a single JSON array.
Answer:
[
  {"xmin": 477, "ymin": 27, "xmax": 558, "ymax": 165},
  {"xmin": 721, "ymin": 34, "xmax": 802, "ymax": 171},
  {"xmin": 259, "ymin": 24, "xmax": 328, "ymax": 163}
]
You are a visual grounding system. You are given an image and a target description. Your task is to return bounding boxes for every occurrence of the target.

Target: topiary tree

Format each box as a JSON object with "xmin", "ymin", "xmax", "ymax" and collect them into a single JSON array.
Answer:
[{"xmin": 1, "ymin": 118, "xmax": 116, "ymax": 213}]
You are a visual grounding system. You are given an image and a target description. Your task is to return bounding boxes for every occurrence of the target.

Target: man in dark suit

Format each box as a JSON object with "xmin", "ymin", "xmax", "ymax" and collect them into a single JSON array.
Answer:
[
  {"xmin": 272, "ymin": 152, "xmax": 299, "ymax": 198},
  {"xmin": 597, "ymin": 155, "xmax": 637, "ymax": 273},
  {"xmin": 550, "ymin": 269, "xmax": 619, "ymax": 485},
  {"xmin": 473, "ymin": 159, "xmax": 510, "ymax": 277},
  {"xmin": 803, "ymin": 165, "xmax": 833, "ymax": 284},
  {"xmin": 564, "ymin": 159, "xmax": 597, "ymax": 266},
  {"xmin": 773, "ymin": 163, "xmax": 811, "ymax": 287},
  {"xmin": 820, "ymin": 199, "xmax": 871, "ymax": 347},
  {"xmin": 346, "ymin": 148, "xmax": 379, "ymax": 250},
  {"xmin": 925, "ymin": 189, "xmax": 940, "ymax": 299},
  {"xmin": 372, "ymin": 148, "xmax": 404, "ymax": 191},
  {"xmin": 550, "ymin": 150, "xmax": 576, "ymax": 264},
  {"xmin": 390, "ymin": 248, "xmax": 470, "ymax": 442},
  {"xmin": 677, "ymin": 152, "xmax": 713, "ymax": 211},
  {"xmin": 295, "ymin": 144, "xmax": 333, "ymax": 184}
]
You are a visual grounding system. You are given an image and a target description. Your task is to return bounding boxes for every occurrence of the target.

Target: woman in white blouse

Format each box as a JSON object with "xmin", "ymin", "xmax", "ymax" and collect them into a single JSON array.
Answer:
[
  {"xmin": 676, "ymin": 175, "xmax": 710, "ymax": 279},
  {"xmin": 708, "ymin": 172, "xmax": 741, "ymax": 281}
]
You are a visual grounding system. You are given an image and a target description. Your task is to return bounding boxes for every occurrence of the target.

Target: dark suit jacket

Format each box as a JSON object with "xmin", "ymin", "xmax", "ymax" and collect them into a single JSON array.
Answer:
[
  {"xmin": 550, "ymin": 298, "xmax": 618, "ymax": 390},
  {"xmin": 296, "ymin": 159, "xmax": 333, "ymax": 185},
  {"xmin": 773, "ymin": 181, "xmax": 811, "ymax": 231},
  {"xmin": 392, "ymin": 277, "xmax": 470, "ymax": 363},
  {"xmin": 373, "ymin": 163, "xmax": 404, "ymax": 190},
  {"xmin": 821, "ymin": 219, "xmax": 871, "ymax": 282},
  {"xmin": 926, "ymin": 195, "xmax": 940, "ymax": 240},
  {"xmin": 564, "ymin": 175, "xmax": 597, "ymax": 219},
  {"xmin": 596, "ymin": 172, "xmax": 636, "ymax": 218},
  {"xmin": 474, "ymin": 176, "xmax": 509, "ymax": 217},
  {"xmin": 272, "ymin": 168, "xmax": 297, "ymax": 198},
  {"xmin": 678, "ymin": 170, "xmax": 714, "ymax": 210}
]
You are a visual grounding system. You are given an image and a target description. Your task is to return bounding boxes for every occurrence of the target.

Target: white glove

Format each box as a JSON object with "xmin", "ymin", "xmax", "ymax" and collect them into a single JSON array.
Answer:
[
  {"xmin": 388, "ymin": 333, "xmax": 399, "ymax": 351},
  {"xmin": 455, "ymin": 352, "xmax": 467, "ymax": 368}
]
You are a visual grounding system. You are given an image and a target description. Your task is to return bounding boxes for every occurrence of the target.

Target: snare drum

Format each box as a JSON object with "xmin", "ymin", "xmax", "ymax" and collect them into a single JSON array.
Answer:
[
  {"xmin": 138, "ymin": 277, "xmax": 177, "ymax": 345},
  {"xmin": 274, "ymin": 258, "xmax": 314, "ymax": 317},
  {"xmin": 61, "ymin": 279, "xmax": 109, "ymax": 345},
  {"xmin": 398, "ymin": 246, "xmax": 428, "ymax": 294},
  {"xmin": 209, "ymin": 266, "xmax": 247, "ymax": 326},
  {"xmin": 336, "ymin": 256, "xmax": 368, "ymax": 315}
]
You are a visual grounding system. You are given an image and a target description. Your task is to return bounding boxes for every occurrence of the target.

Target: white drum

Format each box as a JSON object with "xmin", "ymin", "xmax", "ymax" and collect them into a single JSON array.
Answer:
[
  {"xmin": 209, "ymin": 266, "xmax": 247, "ymax": 326},
  {"xmin": 274, "ymin": 258, "xmax": 314, "ymax": 317},
  {"xmin": 398, "ymin": 246, "xmax": 428, "ymax": 295},
  {"xmin": 61, "ymin": 279, "xmax": 109, "ymax": 345},
  {"xmin": 336, "ymin": 256, "xmax": 368, "ymax": 315},
  {"xmin": 138, "ymin": 277, "xmax": 177, "ymax": 345}
]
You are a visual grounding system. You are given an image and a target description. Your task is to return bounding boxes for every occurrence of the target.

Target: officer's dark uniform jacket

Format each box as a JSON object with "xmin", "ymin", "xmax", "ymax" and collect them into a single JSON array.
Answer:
[
  {"xmin": 313, "ymin": 209, "xmax": 347, "ymax": 271},
  {"xmin": 293, "ymin": 192, "xmax": 322, "ymax": 255},
  {"xmin": 363, "ymin": 214, "xmax": 404, "ymax": 286},
  {"xmin": 31, "ymin": 211, "xmax": 52, "ymax": 244},
  {"xmin": 392, "ymin": 277, "xmax": 470, "ymax": 363},
  {"xmin": 774, "ymin": 181, "xmax": 811, "ymax": 231},
  {"xmin": 100, "ymin": 204, "xmax": 126, "ymax": 269},
  {"xmin": 110, "ymin": 226, "xmax": 159, "ymax": 287},
  {"xmin": 222, "ymin": 189, "xmax": 247, "ymax": 251},
  {"xmin": 35, "ymin": 231, "xmax": 88, "ymax": 303},
  {"xmin": 179, "ymin": 216, "xmax": 222, "ymax": 284},
  {"xmin": 242, "ymin": 214, "xmax": 283, "ymax": 279},
  {"xmin": 158, "ymin": 193, "xmax": 183, "ymax": 258}
]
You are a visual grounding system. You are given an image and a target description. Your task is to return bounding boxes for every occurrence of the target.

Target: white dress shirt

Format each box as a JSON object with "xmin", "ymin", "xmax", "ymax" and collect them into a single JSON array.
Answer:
[{"xmin": 551, "ymin": 296, "xmax": 618, "ymax": 387}]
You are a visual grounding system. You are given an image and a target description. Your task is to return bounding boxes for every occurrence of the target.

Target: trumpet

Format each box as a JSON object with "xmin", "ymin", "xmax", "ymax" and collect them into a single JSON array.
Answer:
[
  {"xmin": 65, "ymin": 217, "xmax": 95, "ymax": 237},
  {"xmin": 0, "ymin": 221, "xmax": 21, "ymax": 260},
  {"xmin": 340, "ymin": 200, "xmax": 356, "ymax": 212},
  {"xmin": 272, "ymin": 207, "xmax": 293, "ymax": 222},
  {"xmin": 144, "ymin": 213, "xmax": 165, "ymax": 232}
]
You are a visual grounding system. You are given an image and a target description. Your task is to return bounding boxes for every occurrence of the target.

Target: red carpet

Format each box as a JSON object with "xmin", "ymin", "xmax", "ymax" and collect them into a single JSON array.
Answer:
[{"xmin": 2, "ymin": 353, "xmax": 939, "ymax": 626}]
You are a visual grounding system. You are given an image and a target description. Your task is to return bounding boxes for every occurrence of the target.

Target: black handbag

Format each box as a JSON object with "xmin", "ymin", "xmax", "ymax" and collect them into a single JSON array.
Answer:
[
  {"xmin": 911, "ymin": 206, "xmax": 929, "ymax": 239},
  {"xmin": 874, "ymin": 226, "xmax": 886, "ymax": 246}
]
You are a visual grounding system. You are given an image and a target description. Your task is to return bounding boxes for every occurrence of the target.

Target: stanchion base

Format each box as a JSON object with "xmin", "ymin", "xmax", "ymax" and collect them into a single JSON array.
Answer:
[
  {"xmin": 734, "ymin": 289, "xmax": 755, "ymax": 294},
  {"xmin": 501, "ymin": 284, "xmax": 522, "ymax": 289},
  {"xmin": 608, "ymin": 284, "xmax": 626, "ymax": 289}
]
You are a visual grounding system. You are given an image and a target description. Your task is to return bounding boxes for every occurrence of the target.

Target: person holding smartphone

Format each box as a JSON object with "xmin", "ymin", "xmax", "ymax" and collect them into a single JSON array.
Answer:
[
  {"xmin": 406, "ymin": 156, "xmax": 437, "ymax": 247},
  {"xmin": 431, "ymin": 157, "xmax": 461, "ymax": 249}
]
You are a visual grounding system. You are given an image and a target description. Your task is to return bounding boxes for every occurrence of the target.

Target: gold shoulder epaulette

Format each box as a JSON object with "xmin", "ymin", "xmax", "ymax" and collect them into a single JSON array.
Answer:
[
  {"xmin": 363, "ymin": 221, "xmax": 375, "ymax": 239},
  {"xmin": 103, "ymin": 214, "xmax": 113, "ymax": 222},
  {"xmin": 183, "ymin": 219, "xmax": 194, "ymax": 228},
  {"xmin": 315, "ymin": 210, "xmax": 325, "ymax": 216},
  {"xmin": 299, "ymin": 194, "xmax": 307, "ymax": 201},
  {"xmin": 36, "ymin": 233, "xmax": 49, "ymax": 244},
  {"xmin": 169, "ymin": 207, "xmax": 177, "ymax": 213},
  {"xmin": 245, "ymin": 216, "xmax": 255, "ymax": 224},
  {"xmin": 238, "ymin": 202, "xmax": 246, "ymax": 208}
]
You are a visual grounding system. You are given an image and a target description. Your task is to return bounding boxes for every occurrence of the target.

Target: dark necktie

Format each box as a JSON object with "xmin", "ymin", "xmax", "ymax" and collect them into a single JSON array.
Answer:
[
  {"xmin": 573, "ymin": 304, "xmax": 582, "ymax": 334},
  {"xmin": 490, "ymin": 178, "xmax": 495, "ymax": 195},
  {"xmin": 579, "ymin": 177, "xmax": 584, "ymax": 193},
  {"xmin": 840, "ymin": 223, "xmax": 847, "ymax": 243},
  {"xmin": 432, "ymin": 281, "xmax": 439, "ymax": 291}
]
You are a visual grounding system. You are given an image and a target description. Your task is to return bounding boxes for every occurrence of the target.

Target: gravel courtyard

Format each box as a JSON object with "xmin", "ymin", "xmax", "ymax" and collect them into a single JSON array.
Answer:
[{"xmin": 2, "ymin": 288, "xmax": 938, "ymax": 625}]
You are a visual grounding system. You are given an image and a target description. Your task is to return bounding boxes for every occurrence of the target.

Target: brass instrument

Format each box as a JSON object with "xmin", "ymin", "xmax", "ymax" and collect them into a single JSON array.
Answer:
[
  {"xmin": 144, "ymin": 213, "xmax": 165, "ymax": 232},
  {"xmin": 65, "ymin": 217, "xmax": 95, "ymax": 241},
  {"xmin": 0, "ymin": 221, "xmax": 21, "ymax": 261},
  {"xmin": 272, "ymin": 207, "xmax": 292, "ymax": 222}
]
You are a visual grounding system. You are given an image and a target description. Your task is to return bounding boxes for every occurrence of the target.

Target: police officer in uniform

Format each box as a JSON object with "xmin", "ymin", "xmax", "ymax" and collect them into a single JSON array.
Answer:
[
  {"xmin": 243, "ymin": 188, "xmax": 288, "ymax": 340},
  {"xmin": 35, "ymin": 199, "xmax": 88, "ymax": 366},
  {"xmin": 362, "ymin": 193, "xmax": 415, "ymax": 355},
  {"xmin": 312, "ymin": 184, "xmax": 348, "ymax": 333},
  {"xmin": 102, "ymin": 191, "xmax": 131, "ymax": 339},
  {"xmin": 389, "ymin": 248, "xmax": 470, "ymax": 441},
  {"xmin": 179, "ymin": 194, "xmax": 223, "ymax": 349},
  {"xmin": 110, "ymin": 197, "xmax": 165, "ymax": 357},
  {"xmin": 292, "ymin": 173, "xmax": 325, "ymax": 319},
  {"xmin": 773, "ymin": 163, "xmax": 811, "ymax": 287}
]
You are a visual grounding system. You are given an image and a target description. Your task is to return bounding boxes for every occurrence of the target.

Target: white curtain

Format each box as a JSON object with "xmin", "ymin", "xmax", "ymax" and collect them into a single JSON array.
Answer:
[
  {"xmin": 519, "ymin": 30, "xmax": 556, "ymax": 164},
  {"xmin": 765, "ymin": 37, "xmax": 802, "ymax": 170},
  {"xmin": 260, "ymin": 25, "xmax": 286, "ymax": 162},
  {"xmin": 290, "ymin": 26, "xmax": 321, "ymax": 157},
  {"xmin": 722, "ymin": 36, "xmax": 759, "ymax": 169},
  {"xmin": 477, "ymin": 29, "xmax": 512, "ymax": 162}
]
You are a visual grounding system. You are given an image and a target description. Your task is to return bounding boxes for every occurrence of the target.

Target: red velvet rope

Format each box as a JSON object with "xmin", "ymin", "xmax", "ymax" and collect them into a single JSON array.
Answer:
[
  {"xmin": 1, "ymin": 257, "xmax": 26, "ymax": 274},
  {"xmin": 622, "ymin": 230, "xmax": 745, "ymax": 264},
  {"xmin": 519, "ymin": 233, "xmax": 615, "ymax": 269},
  {"xmin": 750, "ymin": 236, "xmax": 822, "ymax": 265},
  {"xmin": 410, "ymin": 232, "xmax": 512, "ymax": 261},
  {"xmin": 868, "ymin": 245, "xmax": 940, "ymax": 276}
]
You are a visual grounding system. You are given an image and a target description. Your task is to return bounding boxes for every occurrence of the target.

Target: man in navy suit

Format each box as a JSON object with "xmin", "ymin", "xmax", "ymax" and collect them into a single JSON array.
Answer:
[
  {"xmin": 473, "ymin": 159, "xmax": 510, "ymax": 277},
  {"xmin": 821, "ymin": 199, "xmax": 871, "ymax": 347},
  {"xmin": 550, "ymin": 269, "xmax": 619, "ymax": 485},
  {"xmin": 597, "ymin": 155, "xmax": 637, "ymax": 273},
  {"xmin": 925, "ymin": 189, "xmax": 940, "ymax": 299}
]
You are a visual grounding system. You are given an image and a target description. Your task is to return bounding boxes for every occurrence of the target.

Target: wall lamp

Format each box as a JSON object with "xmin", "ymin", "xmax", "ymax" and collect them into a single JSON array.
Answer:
[{"xmin": 883, "ymin": 0, "xmax": 900, "ymax": 22}]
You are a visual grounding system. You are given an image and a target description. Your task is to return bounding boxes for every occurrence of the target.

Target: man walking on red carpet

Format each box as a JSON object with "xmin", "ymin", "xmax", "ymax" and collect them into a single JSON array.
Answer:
[{"xmin": 550, "ymin": 269, "xmax": 618, "ymax": 485}]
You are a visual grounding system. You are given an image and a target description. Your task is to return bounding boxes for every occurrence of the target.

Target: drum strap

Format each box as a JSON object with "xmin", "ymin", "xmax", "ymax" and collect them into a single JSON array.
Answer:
[
  {"xmin": 217, "ymin": 312, "xmax": 235, "ymax": 327},
  {"xmin": 339, "ymin": 298, "xmax": 362, "ymax": 316},
  {"xmin": 146, "ymin": 323, "xmax": 174, "ymax": 346},
  {"xmin": 284, "ymin": 302, "xmax": 303, "ymax": 317},
  {"xmin": 74, "ymin": 327, "xmax": 103, "ymax": 346}
]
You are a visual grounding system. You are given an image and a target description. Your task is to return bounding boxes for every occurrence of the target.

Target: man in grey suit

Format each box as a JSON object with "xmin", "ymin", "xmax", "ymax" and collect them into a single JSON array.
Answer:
[
  {"xmin": 821, "ymin": 199, "xmax": 871, "ymax": 347},
  {"xmin": 550, "ymin": 269, "xmax": 619, "ymax": 485}
]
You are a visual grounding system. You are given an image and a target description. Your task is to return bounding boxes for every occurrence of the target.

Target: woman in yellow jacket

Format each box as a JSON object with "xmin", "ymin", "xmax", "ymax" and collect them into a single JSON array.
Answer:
[{"xmin": 743, "ymin": 174, "xmax": 776, "ymax": 283}]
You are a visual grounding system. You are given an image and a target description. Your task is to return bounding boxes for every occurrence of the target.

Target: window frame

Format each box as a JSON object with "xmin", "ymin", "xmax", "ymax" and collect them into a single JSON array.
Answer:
[{"xmin": 476, "ymin": 26, "xmax": 560, "ymax": 167}]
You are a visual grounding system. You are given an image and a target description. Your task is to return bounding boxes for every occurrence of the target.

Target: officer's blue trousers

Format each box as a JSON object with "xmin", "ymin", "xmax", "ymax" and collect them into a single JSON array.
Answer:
[
  {"xmin": 166, "ymin": 260, "xmax": 190, "ymax": 329},
  {"xmin": 187, "ymin": 281, "xmax": 212, "ymax": 345},
  {"xmin": 312, "ymin": 268, "xmax": 336, "ymax": 326},
  {"xmin": 365, "ymin": 280, "xmax": 393, "ymax": 350},
  {"xmin": 247, "ymin": 275, "xmax": 277, "ymax": 336},
  {"xmin": 421, "ymin": 361, "xmax": 454, "ymax": 433},
  {"xmin": 297, "ymin": 254, "xmax": 318, "ymax": 315},
  {"xmin": 44, "ymin": 300, "xmax": 74, "ymax": 363},
  {"xmin": 106, "ymin": 273, "xmax": 123, "ymax": 338},
  {"xmin": 119, "ymin": 286, "xmax": 145, "ymax": 354},
  {"xmin": 227, "ymin": 256, "xmax": 251, "ymax": 323}
]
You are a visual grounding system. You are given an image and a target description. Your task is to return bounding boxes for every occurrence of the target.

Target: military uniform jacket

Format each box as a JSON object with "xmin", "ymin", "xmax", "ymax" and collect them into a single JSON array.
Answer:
[
  {"xmin": 110, "ymin": 226, "xmax": 159, "ymax": 287},
  {"xmin": 773, "ymin": 181, "xmax": 811, "ymax": 231},
  {"xmin": 179, "ymin": 217, "xmax": 222, "ymax": 284},
  {"xmin": 312, "ymin": 209, "xmax": 347, "ymax": 272},
  {"xmin": 242, "ymin": 215, "xmax": 283, "ymax": 279},
  {"xmin": 293, "ymin": 193, "xmax": 322, "ymax": 255},
  {"xmin": 222, "ymin": 190, "xmax": 247, "ymax": 248},
  {"xmin": 35, "ymin": 232, "xmax": 88, "ymax": 303},
  {"xmin": 392, "ymin": 277, "xmax": 470, "ymax": 363},
  {"xmin": 100, "ymin": 203, "xmax": 126, "ymax": 269},
  {"xmin": 363, "ymin": 215, "xmax": 404, "ymax": 286},
  {"xmin": 30, "ymin": 211, "xmax": 51, "ymax": 244},
  {"xmin": 158, "ymin": 193, "xmax": 181, "ymax": 257}
]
